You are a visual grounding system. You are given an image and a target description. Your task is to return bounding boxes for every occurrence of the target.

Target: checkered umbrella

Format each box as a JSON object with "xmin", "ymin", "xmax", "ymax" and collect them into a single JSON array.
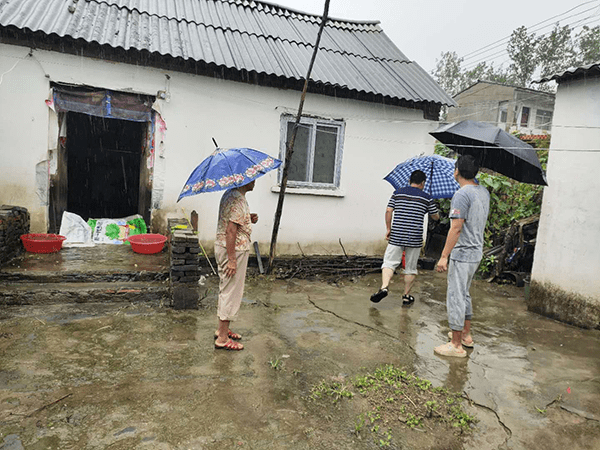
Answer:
[{"xmin": 384, "ymin": 154, "xmax": 459, "ymax": 199}]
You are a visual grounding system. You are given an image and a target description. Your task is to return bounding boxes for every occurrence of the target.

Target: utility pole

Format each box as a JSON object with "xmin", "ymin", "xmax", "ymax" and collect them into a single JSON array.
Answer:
[{"xmin": 266, "ymin": 0, "xmax": 331, "ymax": 274}]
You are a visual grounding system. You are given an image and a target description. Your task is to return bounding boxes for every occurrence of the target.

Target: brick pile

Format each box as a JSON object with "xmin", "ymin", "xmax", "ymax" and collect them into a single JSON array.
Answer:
[
  {"xmin": 0, "ymin": 205, "xmax": 30, "ymax": 266},
  {"xmin": 168, "ymin": 218, "xmax": 200, "ymax": 309}
]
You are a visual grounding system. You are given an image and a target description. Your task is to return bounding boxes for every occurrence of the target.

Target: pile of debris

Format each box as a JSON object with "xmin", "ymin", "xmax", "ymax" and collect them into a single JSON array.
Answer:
[
  {"xmin": 485, "ymin": 215, "xmax": 539, "ymax": 286},
  {"xmin": 0, "ymin": 205, "xmax": 30, "ymax": 265},
  {"xmin": 271, "ymin": 255, "xmax": 383, "ymax": 282}
]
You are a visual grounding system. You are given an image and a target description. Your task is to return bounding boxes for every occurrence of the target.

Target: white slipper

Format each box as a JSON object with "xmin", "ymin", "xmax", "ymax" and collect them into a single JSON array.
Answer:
[{"xmin": 434, "ymin": 342, "xmax": 467, "ymax": 358}]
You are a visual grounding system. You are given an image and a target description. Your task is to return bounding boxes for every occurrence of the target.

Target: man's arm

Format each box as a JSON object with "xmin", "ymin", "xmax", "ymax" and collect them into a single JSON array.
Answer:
[
  {"xmin": 224, "ymin": 220, "xmax": 239, "ymax": 277},
  {"xmin": 435, "ymin": 218, "xmax": 464, "ymax": 272},
  {"xmin": 385, "ymin": 207, "xmax": 393, "ymax": 241}
]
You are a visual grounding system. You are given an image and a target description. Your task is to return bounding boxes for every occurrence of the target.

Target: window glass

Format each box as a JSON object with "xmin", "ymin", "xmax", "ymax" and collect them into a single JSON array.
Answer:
[
  {"xmin": 498, "ymin": 101, "xmax": 508, "ymax": 124},
  {"xmin": 535, "ymin": 110, "xmax": 552, "ymax": 130},
  {"xmin": 280, "ymin": 115, "xmax": 344, "ymax": 189},
  {"xmin": 286, "ymin": 122, "xmax": 310, "ymax": 182},
  {"xmin": 313, "ymin": 125, "xmax": 337, "ymax": 183}
]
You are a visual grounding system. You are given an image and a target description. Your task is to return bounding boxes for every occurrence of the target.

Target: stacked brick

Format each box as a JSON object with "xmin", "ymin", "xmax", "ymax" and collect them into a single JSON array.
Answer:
[
  {"xmin": 168, "ymin": 218, "xmax": 200, "ymax": 309},
  {"xmin": 0, "ymin": 206, "xmax": 30, "ymax": 266}
]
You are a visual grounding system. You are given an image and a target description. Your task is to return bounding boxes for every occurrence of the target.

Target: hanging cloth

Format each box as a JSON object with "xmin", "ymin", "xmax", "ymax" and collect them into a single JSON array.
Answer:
[{"xmin": 52, "ymin": 84, "xmax": 154, "ymax": 122}]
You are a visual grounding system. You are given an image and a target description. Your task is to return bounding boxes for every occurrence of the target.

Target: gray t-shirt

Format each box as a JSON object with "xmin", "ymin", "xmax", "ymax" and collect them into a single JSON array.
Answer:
[{"xmin": 449, "ymin": 184, "xmax": 490, "ymax": 263}]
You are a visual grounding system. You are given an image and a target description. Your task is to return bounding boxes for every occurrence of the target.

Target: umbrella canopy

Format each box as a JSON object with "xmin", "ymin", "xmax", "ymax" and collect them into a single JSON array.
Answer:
[
  {"xmin": 384, "ymin": 154, "xmax": 460, "ymax": 199},
  {"xmin": 178, "ymin": 148, "xmax": 282, "ymax": 201},
  {"xmin": 430, "ymin": 120, "xmax": 547, "ymax": 186}
]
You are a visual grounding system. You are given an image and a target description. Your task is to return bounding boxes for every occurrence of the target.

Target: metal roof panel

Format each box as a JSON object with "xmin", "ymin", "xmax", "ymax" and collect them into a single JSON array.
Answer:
[{"xmin": 0, "ymin": 0, "xmax": 455, "ymax": 105}]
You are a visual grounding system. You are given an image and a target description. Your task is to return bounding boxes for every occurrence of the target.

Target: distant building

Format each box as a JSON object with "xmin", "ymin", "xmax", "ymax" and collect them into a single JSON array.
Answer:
[{"xmin": 447, "ymin": 81, "xmax": 555, "ymax": 135}]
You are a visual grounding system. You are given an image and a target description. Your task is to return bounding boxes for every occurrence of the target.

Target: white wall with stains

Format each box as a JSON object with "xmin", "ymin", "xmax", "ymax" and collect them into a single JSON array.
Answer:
[
  {"xmin": 0, "ymin": 43, "xmax": 440, "ymax": 256},
  {"xmin": 532, "ymin": 74, "xmax": 600, "ymax": 300}
]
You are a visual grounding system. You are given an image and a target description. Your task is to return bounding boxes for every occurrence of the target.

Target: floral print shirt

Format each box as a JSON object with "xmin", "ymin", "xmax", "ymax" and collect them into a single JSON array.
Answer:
[{"xmin": 215, "ymin": 188, "xmax": 252, "ymax": 252}]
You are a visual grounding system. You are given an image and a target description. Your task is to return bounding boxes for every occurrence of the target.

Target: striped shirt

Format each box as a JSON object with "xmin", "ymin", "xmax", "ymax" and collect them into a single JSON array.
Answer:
[{"xmin": 387, "ymin": 186, "xmax": 438, "ymax": 248}]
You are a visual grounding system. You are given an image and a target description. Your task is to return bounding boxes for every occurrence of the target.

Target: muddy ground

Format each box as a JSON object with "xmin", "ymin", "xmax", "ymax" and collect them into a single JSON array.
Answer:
[{"xmin": 1, "ymin": 272, "xmax": 599, "ymax": 449}]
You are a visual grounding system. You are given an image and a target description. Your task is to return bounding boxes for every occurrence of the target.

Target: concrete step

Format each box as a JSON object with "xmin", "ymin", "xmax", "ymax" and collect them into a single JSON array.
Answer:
[
  {"xmin": 0, "ymin": 270, "xmax": 169, "ymax": 284},
  {"xmin": 0, "ymin": 281, "xmax": 171, "ymax": 306}
]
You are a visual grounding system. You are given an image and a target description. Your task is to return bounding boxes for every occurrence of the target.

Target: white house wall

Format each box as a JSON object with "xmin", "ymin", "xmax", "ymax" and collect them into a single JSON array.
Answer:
[
  {"xmin": 0, "ymin": 43, "xmax": 439, "ymax": 256},
  {"xmin": 532, "ymin": 75, "xmax": 600, "ymax": 300}
]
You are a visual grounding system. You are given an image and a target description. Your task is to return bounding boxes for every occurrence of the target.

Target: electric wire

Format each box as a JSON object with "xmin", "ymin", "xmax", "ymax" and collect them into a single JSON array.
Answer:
[
  {"xmin": 459, "ymin": 0, "xmax": 600, "ymax": 69},
  {"xmin": 462, "ymin": 10, "xmax": 600, "ymax": 71}
]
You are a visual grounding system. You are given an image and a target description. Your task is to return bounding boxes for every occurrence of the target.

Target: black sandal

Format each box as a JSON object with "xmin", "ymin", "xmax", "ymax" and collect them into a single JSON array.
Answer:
[
  {"xmin": 370, "ymin": 288, "xmax": 388, "ymax": 303},
  {"xmin": 402, "ymin": 294, "xmax": 415, "ymax": 306}
]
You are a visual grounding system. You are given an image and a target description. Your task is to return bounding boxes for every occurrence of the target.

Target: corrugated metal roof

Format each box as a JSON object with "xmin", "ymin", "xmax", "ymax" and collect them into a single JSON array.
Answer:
[
  {"xmin": 0, "ymin": 0, "xmax": 456, "ymax": 106},
  {"xmin": 536, "ymin": 61, "xmax": 600, "ymax": 83}
]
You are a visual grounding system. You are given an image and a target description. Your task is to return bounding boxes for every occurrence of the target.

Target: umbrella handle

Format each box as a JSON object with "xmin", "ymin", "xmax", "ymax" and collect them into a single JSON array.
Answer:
[{"xmin": 212, "ymin": 137, "xmax": 218, "ymax": 148}]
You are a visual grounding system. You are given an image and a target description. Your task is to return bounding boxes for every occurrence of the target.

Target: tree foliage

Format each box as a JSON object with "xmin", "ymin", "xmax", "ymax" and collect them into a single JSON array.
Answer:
[
  {"xmin": 507, "ymin": 26, "xmax": 540, "ymax": 87},
  {"xmin": 576, "ymin": 25, "xmax": 600, "ymax": 65},
  {"xmin": 432, "ymin": 22, "xmax": 600, "ymax": 95},
  {"xmin": 537, "ymin": 24, "xmax": 577, "ymax": 79}
]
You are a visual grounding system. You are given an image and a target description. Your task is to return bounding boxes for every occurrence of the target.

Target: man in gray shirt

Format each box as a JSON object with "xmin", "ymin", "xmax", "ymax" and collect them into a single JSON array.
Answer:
[{"xmin": 434, "ymin": 155, "xmax": 490, "ymax": 358}]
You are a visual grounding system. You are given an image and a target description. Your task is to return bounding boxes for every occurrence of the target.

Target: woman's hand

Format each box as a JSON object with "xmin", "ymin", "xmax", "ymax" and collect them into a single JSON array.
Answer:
[{"xmin": 224, "ymin": 259, "xmax": 237, "ymax": 277}]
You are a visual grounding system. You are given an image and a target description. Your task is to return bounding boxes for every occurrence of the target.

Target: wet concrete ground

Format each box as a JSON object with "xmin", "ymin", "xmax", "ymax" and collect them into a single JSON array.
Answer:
[{"xmin": 1, "ymin": 267, "xmax": 599, "ymax": 449}]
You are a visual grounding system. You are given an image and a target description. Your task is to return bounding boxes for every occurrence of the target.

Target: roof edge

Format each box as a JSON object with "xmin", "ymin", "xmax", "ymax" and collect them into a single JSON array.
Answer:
[
  {"xmin": 454, "ymin": 79, "xmax": 555, "ymax": 98},
  {"xmin": 535, "ymin": 61, "xmax": 600, "ymax": 83}
]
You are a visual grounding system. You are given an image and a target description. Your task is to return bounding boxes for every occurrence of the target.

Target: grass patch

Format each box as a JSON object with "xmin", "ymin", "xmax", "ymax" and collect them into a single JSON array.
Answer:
[{"xmin": 310, "ymin": 364, "xmax": 476, "ymax": 447}]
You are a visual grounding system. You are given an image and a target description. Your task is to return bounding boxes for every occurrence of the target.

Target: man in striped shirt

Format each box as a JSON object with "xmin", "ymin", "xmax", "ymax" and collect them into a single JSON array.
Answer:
[{"xmin": 371, "ymin": 170, "xmax": 440, "ymax": 305}]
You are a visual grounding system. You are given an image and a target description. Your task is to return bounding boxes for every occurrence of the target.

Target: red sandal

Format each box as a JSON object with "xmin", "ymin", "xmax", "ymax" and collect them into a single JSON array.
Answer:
[
  {"xmin": 214, "ymin": 338, "xmax": 244, "ymax": 351},
  {"xmin": 214, "ymin": 330, "xmax": 242, "ymax": 340}
]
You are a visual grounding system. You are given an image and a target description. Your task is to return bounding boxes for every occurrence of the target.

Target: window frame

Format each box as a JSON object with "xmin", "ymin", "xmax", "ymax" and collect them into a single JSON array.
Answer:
[
  {"xmin": 535, "ymin": 109, "xmax": 553, "ymax": 131},
  {"xmin": 278, "ymin": 115, "xmax": 345, "ymax": 190},
  {"xmin": 497, "ymin": 101, "xmax": 508, "ymax": 125}
]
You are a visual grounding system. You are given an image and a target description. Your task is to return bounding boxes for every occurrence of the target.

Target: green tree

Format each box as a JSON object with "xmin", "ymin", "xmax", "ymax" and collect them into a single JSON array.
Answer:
[
  {"xmin": 432, "ymin": 51, "xmax": 465, "ymax": 96},
  {"xmin": 576, "ymin": 25, "xmax": 600, "ymax": 65},
  {"xmin": 537, "ymin": 24, "xmax": 576, "ymax": 78},
  {"xmin": 507, "ymin": 26, "xmax": 539, "ymax": 87},
  {"xmin": 433, "ymin": 54, "xmax": 514, "ymax": 98},
  {"xmin": 462, "ymin": 62, "xmax": 514, "ymax": 88}
]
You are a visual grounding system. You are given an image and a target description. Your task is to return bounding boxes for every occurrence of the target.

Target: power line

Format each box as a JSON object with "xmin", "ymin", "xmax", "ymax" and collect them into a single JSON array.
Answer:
[
  {"xmin": 460, "ymin": 0, "xmax": 600, "ymax": 62},
  {"xmin": 461, "ymin": 6, "xmax": 600, "ymax": 70}
]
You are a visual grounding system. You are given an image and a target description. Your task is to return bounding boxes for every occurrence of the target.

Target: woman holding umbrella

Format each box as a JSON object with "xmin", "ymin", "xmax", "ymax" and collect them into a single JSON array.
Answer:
[
  {"xmin": 178, "ymin": 146, "xmax": 281, "ymax": 350},
  {"xmin": 214, "ymin": 180, "xmax": 258, "ymax": 350}
]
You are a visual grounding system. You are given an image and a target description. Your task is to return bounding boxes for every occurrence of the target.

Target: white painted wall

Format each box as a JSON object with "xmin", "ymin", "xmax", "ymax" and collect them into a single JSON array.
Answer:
[
  {"xmin": 532, "ymin": 75, "xmax": 600, "ymax": 300},
  {"xmin": 0, "ymin": 43, "xmax": 440, "ymax": 256}
]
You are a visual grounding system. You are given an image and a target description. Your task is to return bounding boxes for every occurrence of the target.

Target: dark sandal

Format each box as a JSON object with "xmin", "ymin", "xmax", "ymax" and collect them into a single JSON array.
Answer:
[
  {"xmin": 402, "ymin": 294, "xmax": 415, "ymax": 306},
  {"xmin": 370, "ymin": 288, "xmax": 388, "ymax": 303},
  {"xmin": 214, "ymin": 330, "xmax": 242, "ymax": 340},
  {"xmin": 214, "ymin": 338, "xmax": 244, "ymax": 351}
]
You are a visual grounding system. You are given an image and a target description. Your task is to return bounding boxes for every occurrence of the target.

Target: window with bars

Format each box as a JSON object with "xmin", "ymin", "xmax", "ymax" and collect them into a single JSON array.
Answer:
[{"xmin": 279, "ymin": 115, "xmax": 344, "ymax": 189}]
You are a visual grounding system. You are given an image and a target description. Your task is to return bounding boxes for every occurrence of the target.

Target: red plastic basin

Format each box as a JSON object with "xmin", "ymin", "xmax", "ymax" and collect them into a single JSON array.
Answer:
[
  {"xmin": 21, "ymin": 233, "xmax": 66, "ymax": 253},
  {"xmin": 126, "ymin": 233, "xmax": 167, "ymax": 254}
]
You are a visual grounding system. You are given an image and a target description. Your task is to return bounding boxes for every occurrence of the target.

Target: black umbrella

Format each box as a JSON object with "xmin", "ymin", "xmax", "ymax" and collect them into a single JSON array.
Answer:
[{"xmin": 430, "ymin": 120, "xmax": 547, "ymax": 185}]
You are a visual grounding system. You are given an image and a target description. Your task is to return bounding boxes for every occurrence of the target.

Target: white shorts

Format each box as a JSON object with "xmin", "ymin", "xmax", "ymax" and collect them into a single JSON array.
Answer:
[{"xmin": 381, "ymin": 244, "xmax": 420, "ymax": 275}]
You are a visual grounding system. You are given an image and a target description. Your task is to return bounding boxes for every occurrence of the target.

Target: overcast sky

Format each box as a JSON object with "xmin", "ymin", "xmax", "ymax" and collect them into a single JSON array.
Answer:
[{"xmin": 274, "ymin": 0, "xmax": 600, "ymax": 73}]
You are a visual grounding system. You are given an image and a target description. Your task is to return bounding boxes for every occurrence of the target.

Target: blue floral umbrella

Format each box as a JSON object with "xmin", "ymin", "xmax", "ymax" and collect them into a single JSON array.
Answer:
[
  {"xmin": 384, "ymin": 154, "xmax": 460, "ymax": 199},
  {"xmin": 178, "ymin": 148, "xmax": 282, "ymax": 201}
]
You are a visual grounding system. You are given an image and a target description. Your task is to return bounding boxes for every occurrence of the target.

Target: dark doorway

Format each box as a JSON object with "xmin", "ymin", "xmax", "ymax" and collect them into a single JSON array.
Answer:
[{"xmin": 66, "ymin": 112, "xmax": 144, "ymax": 220}]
